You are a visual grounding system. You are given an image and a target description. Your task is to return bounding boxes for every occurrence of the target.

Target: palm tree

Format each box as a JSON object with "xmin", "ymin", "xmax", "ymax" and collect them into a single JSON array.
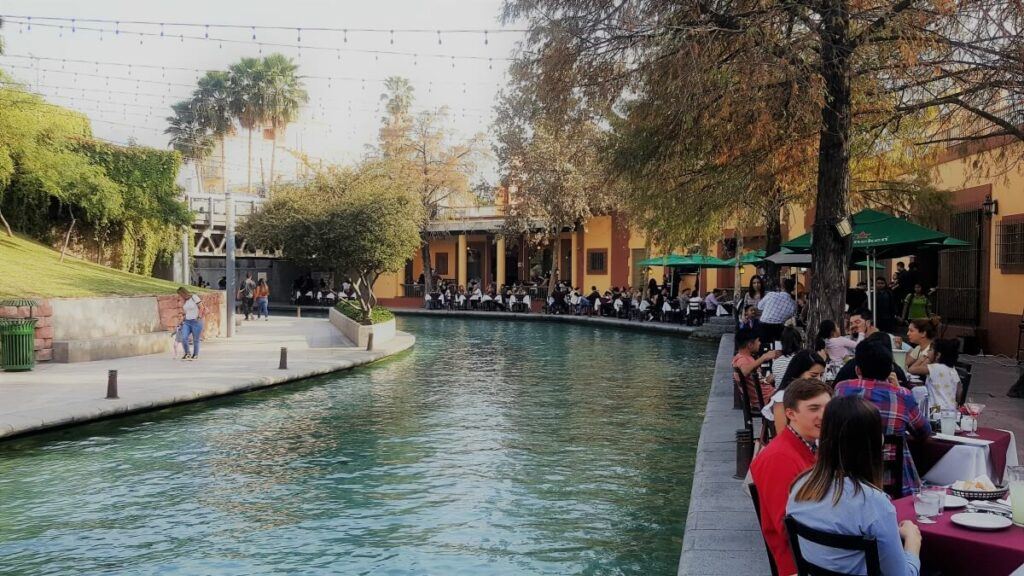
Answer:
[
  {"xmin": 165, "ymin": 101, "xmax": 215, "ymax": 194},
  {"xmin": 192, "ymin": 71, "xmax": 235, "ymax": 195},
  {"xmin": 379, "ymin": 76, "xmax": 414, "ymax": 159},
  {"xmin": 260, "ymin": 54, "xmax": 307, "ymax": 197},
  {"xmin": 227, "ymin": 57, "xmax": 267, "ymax": 196}
]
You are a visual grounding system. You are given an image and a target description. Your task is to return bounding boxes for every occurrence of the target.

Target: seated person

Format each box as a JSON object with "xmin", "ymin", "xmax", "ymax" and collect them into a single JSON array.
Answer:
[
  {"xmin": 834, "ymin": 339, "xmax": 931, "ymax": 496},
  {"xmin": 704, "ymin": 289, "xmax": 721, "ymax": 315},
  {"xmin": 907, "ymin": 338, "xmax": 960, "ymax": 413},
  {"xmin": 750, "ymin": 378, "xmax": 832, "ymax": 576},
  {"xmin": 833, "ymin": 330, "xmax": 910, "ymax": 386},
  {"xmin": 787, "ymin": 396, "xmax": 922, "ymax": 576},
  {"xmin": 738, "ymin": 305, "xmax": 761, "ymax": 331},
  {"xmin": 732, "ymin": 327, "xmax": 781, "ymax": 410},
  {"xmin": 764, "ymin": 350, "xmax": 827, "ymax": 437},
  {"xmin": 815, "ymin": 319, "xmax": 858, "ymax": 364}
]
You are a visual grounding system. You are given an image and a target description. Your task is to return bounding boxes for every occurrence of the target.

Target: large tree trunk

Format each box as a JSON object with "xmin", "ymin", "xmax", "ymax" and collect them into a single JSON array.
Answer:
[
  {"xmin": 420, "ymin": 239, "xmax": 434, "ymax": 294},
  {"xmin": 761, "ymin": 194, "xmax": 784, "ymax": 292},
  {"xmin": 808, "ymin": 1, "xmax": 854, "ymax": 343},
  {"xmin": 547, "ymin": 235, "xmax": 560, "ymax": 298},
  {"xmin": 269, "ymin": 124, "xmax": 277, "ymax": 199},
  {"xmin": 0, "ymin": 208, "xmax": 12, "ymax": 238}
]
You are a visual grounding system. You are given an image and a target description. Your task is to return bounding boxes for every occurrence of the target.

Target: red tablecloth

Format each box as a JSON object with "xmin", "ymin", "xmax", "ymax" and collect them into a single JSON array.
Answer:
[
  {"xmin": 894, "ymin": 496, "xmax": 1024, "ymax": 576},
  {"xmin": 909, "ymin": 427, "xmax": 1013, "ymax": 483}
]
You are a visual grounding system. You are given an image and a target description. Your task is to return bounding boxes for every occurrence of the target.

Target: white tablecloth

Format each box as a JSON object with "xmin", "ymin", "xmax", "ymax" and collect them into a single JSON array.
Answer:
[{"xmin": 921, "ymin": 430, "xmax": 1019, "ymax": 485}]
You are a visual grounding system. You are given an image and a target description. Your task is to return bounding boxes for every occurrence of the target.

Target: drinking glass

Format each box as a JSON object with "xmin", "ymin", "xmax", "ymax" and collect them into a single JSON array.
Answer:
[
  {"xmin": 924, "ymin": 486, "xmax": 946, "ymax": 516},
  {"xmin": 962, "ymin": 401, "xmax": 986, "ymax": 437},
  {"xmin": 913, "ymin": 489, "xmax": 939, "ymax": 523},
  {"xmin": 1008, "ymin": 466, "xmax": 1024, "ymax": 527},
  {"xmin": 940, "ymin": 410, "xmax": 957, "ymax": 435}
]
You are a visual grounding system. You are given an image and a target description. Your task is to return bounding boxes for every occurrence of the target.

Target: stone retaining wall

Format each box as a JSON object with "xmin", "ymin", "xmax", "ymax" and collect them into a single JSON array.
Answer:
[
  {"xmin": 156, "ymin": 291, "xmax": 224, "ymax": 337},
  {"xmin": 0, "ymin": 301, "xmax": 55, "ymax": 362}
]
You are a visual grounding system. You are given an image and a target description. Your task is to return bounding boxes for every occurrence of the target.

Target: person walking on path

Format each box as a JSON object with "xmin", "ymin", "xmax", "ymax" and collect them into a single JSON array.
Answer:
[
  {"xmin": 254, "ymin": 278, "xmax": 270, "ymax": 320},
  {"xmin": 176, "ymin": 287, "xmax": 206, "ymax": 361},
  {"xmin": 239, "ymin": 273, "xmax": 256, "ymax": 320}
]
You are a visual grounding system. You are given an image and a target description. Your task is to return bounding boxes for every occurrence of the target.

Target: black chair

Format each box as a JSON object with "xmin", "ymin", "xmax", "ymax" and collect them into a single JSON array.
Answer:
[
  {"xmin": 734, "ymin": 367, "xmax": 771, "ymax": 436},
  {"xmin": 784, "ymin": 515, "xmax": 881, "ymax": 576},
  {"xmin": 748, "ymin": 483, "xmax": 780, "ymax": 576},
  {"xmin": 955, "ymin": 361, "xmax": 973, "ymax": 406},
  {"xmin": 882, "ymin": 434, "xmax": 905, "ymax": 499}
]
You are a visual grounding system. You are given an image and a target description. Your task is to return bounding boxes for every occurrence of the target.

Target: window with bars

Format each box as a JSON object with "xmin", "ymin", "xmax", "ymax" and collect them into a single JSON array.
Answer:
[
  {"xmin": 587, "ymin": 249, "xmax": 608, "ymax": 274},
  {"xmin": 997, "ymin": 215, "xmax": 1024, "ymax": 272}
]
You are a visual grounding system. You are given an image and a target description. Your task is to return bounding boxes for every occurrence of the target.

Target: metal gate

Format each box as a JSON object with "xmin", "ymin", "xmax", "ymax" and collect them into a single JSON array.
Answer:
[{"xmin": 935, "ymin": 209, "xmax": 983, "ymax": 325}]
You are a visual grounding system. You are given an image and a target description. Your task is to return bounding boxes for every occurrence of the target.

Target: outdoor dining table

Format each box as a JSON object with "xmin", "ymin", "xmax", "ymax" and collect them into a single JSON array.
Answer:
[
  {"xmin": 909, "ymin": 428, "xmax": 1019, "ymax": 485},
  {"xmin": 894, "ymin": 495, "xmax": 1024, "ymax": 576}
]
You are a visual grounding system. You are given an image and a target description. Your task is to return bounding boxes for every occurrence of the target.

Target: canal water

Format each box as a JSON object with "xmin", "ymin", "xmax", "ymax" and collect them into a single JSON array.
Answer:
[{"xmin": 0, "ymin": 317, "xmax": 716, "ymax": 575}]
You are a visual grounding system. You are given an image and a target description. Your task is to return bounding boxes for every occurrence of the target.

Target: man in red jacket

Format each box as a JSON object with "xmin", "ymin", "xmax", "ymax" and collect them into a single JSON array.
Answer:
[{"xmin": 750, "ymin": 378, "xmax": 832, "ymax": 576}]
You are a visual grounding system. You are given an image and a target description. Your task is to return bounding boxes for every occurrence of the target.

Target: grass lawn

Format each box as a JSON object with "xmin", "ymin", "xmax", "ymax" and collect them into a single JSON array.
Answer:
[{"xmin": 0, "ymin": 234, "xmax": 193, "ymax": 299}]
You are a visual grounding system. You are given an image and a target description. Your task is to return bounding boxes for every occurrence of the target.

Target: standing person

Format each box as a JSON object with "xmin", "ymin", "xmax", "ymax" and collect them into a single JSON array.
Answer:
[
  {"xmin": 786, "ymin": 396, "xmax": 923, "ymax": 576},
  {"xmin": 874, "ymin": 278, "xmax": 898, "ymax": 333},
  {"xmin": 239, "ymin": 272, "xmax": 256, "ymax": 321},
  {"xmin": 254, "ymin": 278, "xmax": 270, "ymax": 321},
  {"xmin": 757, "ymin": 278, "xmax": 798, "ymax": 343},
  {"xmin": 750, "ymin": 378, "xmax": 833, "ymax": 576},
  {"xmin": 176, "ymin": 287, "xmax": 205, "ymax": 361},
  {"xmin": 744, "ymin": 275, "xmax": 766, "ymax": 310},
  {"xmin": 846, "ymin": 280, "xmax": 869, "ymax": 312},
  {"xmin": 218, "ymin": 276, "xmax": 227, "ymax": 290},
  {"xmin": 901, "ymin": 283, "xmax": 932, "ymax": 323}
]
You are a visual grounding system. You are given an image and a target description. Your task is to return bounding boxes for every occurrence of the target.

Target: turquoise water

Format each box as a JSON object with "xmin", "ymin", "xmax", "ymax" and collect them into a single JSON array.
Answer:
[{"xmin": 0, "ymin": 317, "xmax": 716, "ymax": 575}]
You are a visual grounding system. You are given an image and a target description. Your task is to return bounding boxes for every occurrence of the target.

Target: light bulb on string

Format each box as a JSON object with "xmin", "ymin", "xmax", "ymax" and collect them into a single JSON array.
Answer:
[
  {"xmin": 437, "ymin": 30, "xmax": 442, "ymax": 45},
  {"xmin": 451, "ymin": 57, "xmax": 455, "ymax": 69},
  {"xmin": 115, "ymin": 21, "xmax": 119, "ymax": 35},
  {"xmin": 343, "ymin": 29, "xmax": 348, "ymax": 43},
  {"xmin": 180, "ymin": 34, "xmax": 184, "ymax": 43},
  {"xmin": 59, "ymin": 26, "xmax": 63, "ymax": 39},
  {"xmin": 160, "ymin": 23, "xmax": 164, "ymax": 37},
  {"xmin": 27, "ymin": 16, "xmax": 31, "ymax": 32},
  {"xmin": 336, "ymin": 49, "xmax": 341, "ymax": 61},
  {"xmin": 251, "ymin": 26, "xmax": 256, "ymax": 40},
  {"xmin": 297, "ymin": 28, "xmax": 302, "ymax": 43},
  {"xmin": 489, "ymin": 58, "xmax": 493, "ymax": 70},
  {"xmin": 258, "ymin": 43, "xmax": 263, "ymax": 55},
  {"xmin": 204, "ymin": 25, "xmax": 209, "ymax": 39},
  {"xmin": 484, "ymin": 30, "xmax": 489, "ymax": 45},
  {"xmin": 139, "ymin": 33, "xmax": 144, "ymax": 46}
]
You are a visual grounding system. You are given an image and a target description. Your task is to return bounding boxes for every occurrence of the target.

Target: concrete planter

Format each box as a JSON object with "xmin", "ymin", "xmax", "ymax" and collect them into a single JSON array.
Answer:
[{"xmin": 329, "ymin": 307, "xmax": 396, "ymax": 348}]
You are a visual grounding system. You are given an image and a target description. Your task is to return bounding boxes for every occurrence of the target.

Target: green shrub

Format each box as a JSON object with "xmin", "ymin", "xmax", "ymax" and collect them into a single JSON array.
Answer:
[{"xmin": 334, "ymin": 300, "xmax": 395, "ymax": 325}]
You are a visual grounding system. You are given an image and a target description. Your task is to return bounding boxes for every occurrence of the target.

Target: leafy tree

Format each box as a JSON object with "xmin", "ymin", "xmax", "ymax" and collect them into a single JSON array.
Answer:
[
  {"xmin": 165, "ymin": 100, "xmax": 215, "ymax": 194},
  {"xmin": 191, "ymin": 71, "xmax": 235, "ymax": 195},
  {"xmin": 241, "ymin": 162, "xmax": 423, "ymax": 321},
  {"xmin": 378, "ymin": 78, "xmax": 486, "ymax": 294},
  {"xmin": 228, "ymin": 57, "xmax": 267, "ymax": 195},
  {"xmin": 261, "ymin": 54, "xmax": 307, "ymax": 197},
  {"xmin": 502, "ymin": 0, "xmax": 1024, "ymax": 331}
]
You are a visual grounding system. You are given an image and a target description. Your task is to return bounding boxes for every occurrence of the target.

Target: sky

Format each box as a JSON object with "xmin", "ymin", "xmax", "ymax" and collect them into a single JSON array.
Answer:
[{"xmin": 0, "ymin": 0, "xmax": 523, "ymax": 190}]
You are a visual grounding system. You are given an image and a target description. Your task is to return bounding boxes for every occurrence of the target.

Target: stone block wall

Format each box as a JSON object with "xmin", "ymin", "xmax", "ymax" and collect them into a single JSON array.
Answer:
[
  {"xmin": 156, "ymin": 291, "xmax": 224, "ymax": 338},
  {"xmin": 0, "ymin": 300, "xmax": 54, "ymax": 362}
]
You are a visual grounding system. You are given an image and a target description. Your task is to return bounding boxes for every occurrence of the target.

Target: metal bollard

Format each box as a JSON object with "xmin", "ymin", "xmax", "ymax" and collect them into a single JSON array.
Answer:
[
  {"xmin": 735, "ymin": 429, "xmax": 754, "ymax": 479},
  {"xmin": 296, "ymin": 307, "xmax": 301, "ymax": 318},
  {"xmin": 279, "ymin": 347, "xmax": 287, "ymax": 370},
  {"xmin": 106, "ymin": 370, "xmax": 119, "ymax": 399},
  {"xmin": 366, "ymin": 333, "xmax": 374, "ymax": 351}
]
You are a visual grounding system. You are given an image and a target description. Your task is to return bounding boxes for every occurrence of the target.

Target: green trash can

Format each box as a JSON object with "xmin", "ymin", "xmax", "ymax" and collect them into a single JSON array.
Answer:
[{"xmin": 0, "ymin": 298, "xmax": 40, "ymax": 372}]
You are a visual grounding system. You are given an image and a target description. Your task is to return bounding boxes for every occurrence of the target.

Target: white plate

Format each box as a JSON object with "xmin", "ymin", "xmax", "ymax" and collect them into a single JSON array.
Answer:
[
  {"xmin": 950, "ymin": 512, "xmax": 1012, "ymax": 531},
  {"xmin": 945, "ymin": 495, "xmax": 968, "ymax": 509}
]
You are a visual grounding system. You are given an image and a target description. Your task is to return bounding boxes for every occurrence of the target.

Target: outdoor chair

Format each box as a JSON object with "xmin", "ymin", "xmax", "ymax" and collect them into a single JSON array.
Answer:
[
  {"xmin": 748, "ymin": 483, "xmax": 780, "ymax": 576},
  {"xmin": 686, "ymin": 299, "xmax": 704, "ymax": 326},
  {"xmin": 734, "ymin": 367, "xmax": 769, "ymax": 435},
  {"xmin": 784, "ymin": 515, "xmax": 882, "ymax": 576},
  {"xmin": 882, "ymin": 434, "xmax": 905, "ymax": 499}
]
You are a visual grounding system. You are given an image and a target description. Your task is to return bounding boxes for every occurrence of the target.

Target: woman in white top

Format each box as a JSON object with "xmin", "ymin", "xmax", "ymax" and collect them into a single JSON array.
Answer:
[
  {"xmin": 908, "ymin": 338, "xmax": 961, "ymax": 412},
  {"xmin": 176, "ymin": 287, "xmax": 205, "ymax": 360},
  {"xmin": 765, "ymin": 350, "xmax": 827, "ymax": 436},
  {"xmin": 905, "ymin": 317, "xmax": 938, "ymax": 367}
]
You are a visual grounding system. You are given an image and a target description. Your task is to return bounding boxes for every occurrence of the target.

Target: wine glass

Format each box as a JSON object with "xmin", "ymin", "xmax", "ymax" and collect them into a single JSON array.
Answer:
[{"xmin": 962, "ymin": 400, "xmax": 986, "ymax": 437}]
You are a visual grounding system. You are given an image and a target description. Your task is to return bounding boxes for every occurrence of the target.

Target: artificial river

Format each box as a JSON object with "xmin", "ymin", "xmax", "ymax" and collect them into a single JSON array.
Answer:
[{"xmin": 0, "ymin": 316, "xmax": 717, "ymax": 575}]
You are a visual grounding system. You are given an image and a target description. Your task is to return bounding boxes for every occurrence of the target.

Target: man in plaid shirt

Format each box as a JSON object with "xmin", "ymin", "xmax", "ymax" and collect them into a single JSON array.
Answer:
[{"xmin": 835, "ymin": 339, "xmax": 932, "ymax": 496}]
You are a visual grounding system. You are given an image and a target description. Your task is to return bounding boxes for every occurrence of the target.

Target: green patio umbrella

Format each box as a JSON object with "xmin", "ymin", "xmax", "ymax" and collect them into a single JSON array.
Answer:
[
  {"xmin": 636, "ymin": 253, "xmax": 734, "ymax": 268},
  {"xmin": 722, "ymin": 250, "xmax": 767, "ymax": 266},
  {"xmin": 782, "ymin": 208, "xmax": 950, "ymax": 258},
  {"xmin": 636, "ymin": 254, "xmax": 688, "ymax": 267}
]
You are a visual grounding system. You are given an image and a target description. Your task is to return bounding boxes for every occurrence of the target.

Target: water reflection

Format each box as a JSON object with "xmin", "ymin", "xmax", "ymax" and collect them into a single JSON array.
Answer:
[{"xmin": 0, "ymin": 317, "xmax": 716, "ymax": 575}]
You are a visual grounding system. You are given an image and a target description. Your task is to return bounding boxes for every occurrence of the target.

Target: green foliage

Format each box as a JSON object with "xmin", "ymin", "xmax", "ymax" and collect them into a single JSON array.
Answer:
[
  {"xmin": 241, "ymin": 160, "xmax": 423, "ymax": 321},
  {"xmin": 334, "ymin": 300, "xmax": 395, "ymax": 325},
  {"xmin": 0, "ymin": 84, "xmax": 188, "ymax": 275}
]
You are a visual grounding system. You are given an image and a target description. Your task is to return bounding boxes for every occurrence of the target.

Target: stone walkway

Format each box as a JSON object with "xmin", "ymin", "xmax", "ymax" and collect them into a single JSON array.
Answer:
[
  {"xmin": 0, "ymin": 316, "xmax": 414, "ymax": 440},
  {"xmin": 677, "ymin": 334, "xmax": 769, "ymax": 576},
  {"xmin": 961, "ymin": 354, "xmax": 1024, "ymax": 461}
]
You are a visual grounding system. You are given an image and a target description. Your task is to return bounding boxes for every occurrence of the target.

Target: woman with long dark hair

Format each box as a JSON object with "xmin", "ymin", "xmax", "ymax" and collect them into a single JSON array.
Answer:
[
  {"xmin": 787, "ymin": 396, "xmax": 922, "ymax": 575},
  {"xmin": 744, "ymin": 275, "xmax": 766, "ymax": 309},
  {"xmin": 763, "ymin": 350, "xmax": 826, "ymax": 436}
]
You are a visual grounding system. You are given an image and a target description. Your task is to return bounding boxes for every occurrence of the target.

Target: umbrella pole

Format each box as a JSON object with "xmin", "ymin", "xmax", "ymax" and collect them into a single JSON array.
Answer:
[{"xmin": 870, "ymin": 250, "xmax": 877, "ymax": 325}]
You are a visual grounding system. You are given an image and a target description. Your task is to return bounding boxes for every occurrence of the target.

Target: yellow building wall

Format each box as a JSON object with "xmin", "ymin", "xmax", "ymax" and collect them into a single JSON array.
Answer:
[
  {"xmin": 582, "ymin": 216, "xmax": 613, "ymax": 291},
  {"xmin": 931, "ymin": 141, "xmax": 1024, "ymax": 316},
  {"xmin": 374, "ymin": 271, "xmax": 402, "ymax": 299}
]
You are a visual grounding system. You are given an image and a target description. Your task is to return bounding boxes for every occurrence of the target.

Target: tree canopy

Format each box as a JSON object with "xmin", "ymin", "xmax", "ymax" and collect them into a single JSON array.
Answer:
[{"xmin": 240, "ymin": 161, "xmax": 423, "ymax": 321}]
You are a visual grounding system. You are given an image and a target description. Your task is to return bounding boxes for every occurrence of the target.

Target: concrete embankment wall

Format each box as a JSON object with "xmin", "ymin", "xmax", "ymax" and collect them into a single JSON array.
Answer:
[{"xmin": 677, "ymin": 334, "xmax": 768, "ymax": 576}]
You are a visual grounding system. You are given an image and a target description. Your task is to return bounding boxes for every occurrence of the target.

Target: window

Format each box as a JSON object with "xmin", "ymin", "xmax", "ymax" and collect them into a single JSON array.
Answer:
[
  {"xmin": 587, "ymin": 249, "xmax": 608, "ymax": 274},
  {"xmin": 996, "ymin": 215, "xmax": 1024, "ymax": 272},
  {"xmin": 435, "ymin": 252, "xmax": 450, "ymax": 276}
]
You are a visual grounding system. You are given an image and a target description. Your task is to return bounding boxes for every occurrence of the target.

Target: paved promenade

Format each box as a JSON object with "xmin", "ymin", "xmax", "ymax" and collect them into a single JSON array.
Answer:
[
  {"xmin": 677, "ymin": 334, "xmax": 769, "ymax": 576},
  {"xmin": 0, "ymin": 317, "xmax": 414, "ymax": 440}
]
